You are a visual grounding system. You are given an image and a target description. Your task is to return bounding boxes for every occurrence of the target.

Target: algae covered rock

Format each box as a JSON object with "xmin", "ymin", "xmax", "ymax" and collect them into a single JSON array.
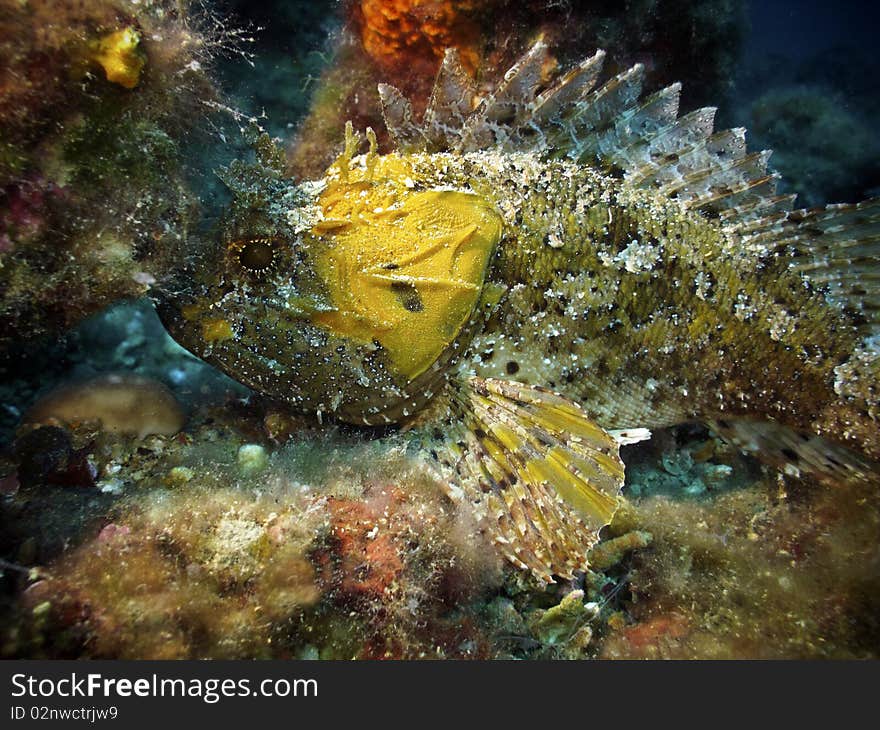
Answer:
[
  {"xmin": 0, "ymin": 0, "xmax": 228, "ymax": 349},
  {"xmin": 528, "ymin": 589, "xmax": 598, "ymax": 656},
  {"xmin": 23, "ymin": 373, "xmax": 185, "ymax": 439}
]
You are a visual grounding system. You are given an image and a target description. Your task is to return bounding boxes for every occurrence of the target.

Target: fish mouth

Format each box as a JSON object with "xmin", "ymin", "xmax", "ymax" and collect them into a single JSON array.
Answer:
[{"xmin": 148, "ymin": 273, "xmax": 210, "ymax": 352}]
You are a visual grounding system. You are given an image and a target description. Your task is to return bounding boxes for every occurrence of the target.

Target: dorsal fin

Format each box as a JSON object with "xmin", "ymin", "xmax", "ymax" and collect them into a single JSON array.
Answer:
[
  {"xmin": 378, "ymin": 40, "xmax": 782, "ymax": 224},
  {"xmin": 378, "ymin": 42, "xmax": 877, "ymax": 328},
  {"xmin": 732, "ymin": 198, "xmax": 880, "ymax": 332},
  {"xmin": 472, "ymin": 40, "xmax": 548, "ymax": 125},
  {"xmin": 581, "ymin": 81, "xmax": 682, "ymax": 168},
  {"xmin": 523, "ymin": 50, "xmax": 606, "ymax": 127},
  {"xmin": 378, "ymin": 82, "xmax": 426, "ymax": 151},
  {"xmin": 422, "ymin": 48, "xmax": 478, "ymax": 150}
]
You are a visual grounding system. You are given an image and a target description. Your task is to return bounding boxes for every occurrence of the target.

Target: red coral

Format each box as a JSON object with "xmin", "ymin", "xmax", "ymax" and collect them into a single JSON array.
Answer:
[
  {"xmin": 601, "ymin": 613, "xmax": 693, "ymax": 659},
  {"xmin": 314, "ymin": 490, "xmax": 406, "ymax": 602}
]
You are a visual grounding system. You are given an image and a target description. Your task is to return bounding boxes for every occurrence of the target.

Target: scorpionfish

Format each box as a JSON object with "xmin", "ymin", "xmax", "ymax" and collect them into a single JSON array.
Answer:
[{"xmin": 155, "ymin": 42, "xmax": 880, "ymax": 582}]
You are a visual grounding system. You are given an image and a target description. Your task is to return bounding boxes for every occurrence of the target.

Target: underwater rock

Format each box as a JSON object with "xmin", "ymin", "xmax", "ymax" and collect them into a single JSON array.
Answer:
[
  {"xmin": 0, "ymin": 438, "xmax": 502, "ymax": 659},
  {"xmin": 5, "ymin": 386, "xmax": 874, "ymax": 659},
  {"xmin": 9, "ymin": 421, "xmax": 103, "ymax": 490},
  {"xmin": 315, "ymin": 493, "xmax": 407, "ymax": 601},
  {"xmin": 4, "ymin": 487, "xmax": 325, "ymax": 659},
  {"xmin": 23, "ymin": 373, "xmax": 185, "ymax": 439},
  {"xmin": 600, "ymin": 474, "xmax": 880, "ymax": 659},
  {"xmin": 5, "ymin": 388, "xmax": 638, "ymax": 659}
]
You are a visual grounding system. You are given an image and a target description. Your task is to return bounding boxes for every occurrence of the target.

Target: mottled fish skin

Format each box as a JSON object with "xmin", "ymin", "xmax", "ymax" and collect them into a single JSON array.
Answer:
[
  {"xmin": 155, "ymin": 43, "xmax": 880, "ymax": 580},
  {"xmin": 430, "ymin": 151, "xmax": 880, "ymax": 461},
  {"xmin": 162, "ymin": 148, "xmax": 876, "ymax": 444}
]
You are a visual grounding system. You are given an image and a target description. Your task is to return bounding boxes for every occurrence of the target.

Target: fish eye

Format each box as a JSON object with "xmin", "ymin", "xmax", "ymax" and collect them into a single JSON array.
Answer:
[{"xmin": 226, "ymin": 236, "xmax": 283, "ymax": 276}]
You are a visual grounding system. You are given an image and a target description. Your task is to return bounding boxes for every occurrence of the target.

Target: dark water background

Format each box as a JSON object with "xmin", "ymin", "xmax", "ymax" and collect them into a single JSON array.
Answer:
[{"xmin": 746, "ymin": 0, "xmax": 878, "ymax": 63}]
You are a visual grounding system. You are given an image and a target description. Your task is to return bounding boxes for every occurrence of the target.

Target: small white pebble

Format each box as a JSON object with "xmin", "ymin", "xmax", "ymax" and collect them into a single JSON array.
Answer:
[
  {"xmin": 237, "ymin": 443, "xmax": 268, "ymax": 474},
  {"xmin": 165, "ymin": 466, "xmax": 195, "ymax": 486},
  {"xmin": 97, "ymin": 478, "xmax": 125, "ymax": 495}
]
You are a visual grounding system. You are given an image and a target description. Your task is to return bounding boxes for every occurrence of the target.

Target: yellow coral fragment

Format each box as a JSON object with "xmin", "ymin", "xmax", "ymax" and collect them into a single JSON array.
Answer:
[
  {"xmin": 311, "ymin": 170, "xmax": 502, "ymax": 380},
  {"xmin": 202, "ymin": 318, "xmax": 234, "ymax": 343},
  {"xmin": 91, "ymin": 27, "xmax": 146, "ymax": 89}
]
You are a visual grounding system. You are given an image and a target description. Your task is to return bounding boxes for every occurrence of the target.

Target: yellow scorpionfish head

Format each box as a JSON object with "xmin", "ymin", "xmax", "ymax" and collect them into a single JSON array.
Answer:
[{"xmin": 155, "ymin": 126, "xmax": 503, "ymax": 424}]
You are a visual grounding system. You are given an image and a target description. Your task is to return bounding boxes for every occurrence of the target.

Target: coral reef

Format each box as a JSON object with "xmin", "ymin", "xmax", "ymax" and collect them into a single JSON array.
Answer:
[
  {"xmin": 2, "ymin": 405, "xmax": 503, "ymax": 659},
  {"xmin": 2, "ymin": 381, "xmax": 878, "ymax": 659},
  {"xmin": 0, "ymin": 387, "xmax": 653, "ymax": 660},
  {"xmin": 2, "ymin": 0, "xmax": 879, "ymax": 662},
  {"xmin": 527, "ymin": 589, "xmax": 597, "ymax": 658},
  {"xmin": 600, "ymin": 480, "xmax": 880, "ymax": 659}
]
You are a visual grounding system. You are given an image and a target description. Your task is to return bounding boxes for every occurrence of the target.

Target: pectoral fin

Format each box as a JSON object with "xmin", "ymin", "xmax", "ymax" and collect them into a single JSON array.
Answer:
[{"xmin": 431, "ymin": 376, "xmax": 626, "ymax": 582}]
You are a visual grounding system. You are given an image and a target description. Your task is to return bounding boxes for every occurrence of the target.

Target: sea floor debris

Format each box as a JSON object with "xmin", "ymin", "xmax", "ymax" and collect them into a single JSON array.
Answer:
[{"xmin": 2, "ymin": 383, "xmax": 877, "ymax": 659}]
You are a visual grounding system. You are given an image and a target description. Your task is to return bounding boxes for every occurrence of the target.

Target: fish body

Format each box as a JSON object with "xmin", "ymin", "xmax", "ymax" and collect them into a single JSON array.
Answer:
[
  {"xmin": 156, "ymin": 43, "xmax": 880, "ymax": 580},
  {"xmin": 454, "ymin": 151, "xmax": 880, "ymax": 456}
]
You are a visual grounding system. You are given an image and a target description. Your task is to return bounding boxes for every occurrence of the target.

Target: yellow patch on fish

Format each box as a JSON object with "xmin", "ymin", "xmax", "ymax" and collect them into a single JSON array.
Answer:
[
  {"xmin": 309, "ymin": 147, "xmax": 502, "ymax": 380},
  {"xmin": 201, "ymin": 318, "xmax": 234, "ymax": 343}
]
